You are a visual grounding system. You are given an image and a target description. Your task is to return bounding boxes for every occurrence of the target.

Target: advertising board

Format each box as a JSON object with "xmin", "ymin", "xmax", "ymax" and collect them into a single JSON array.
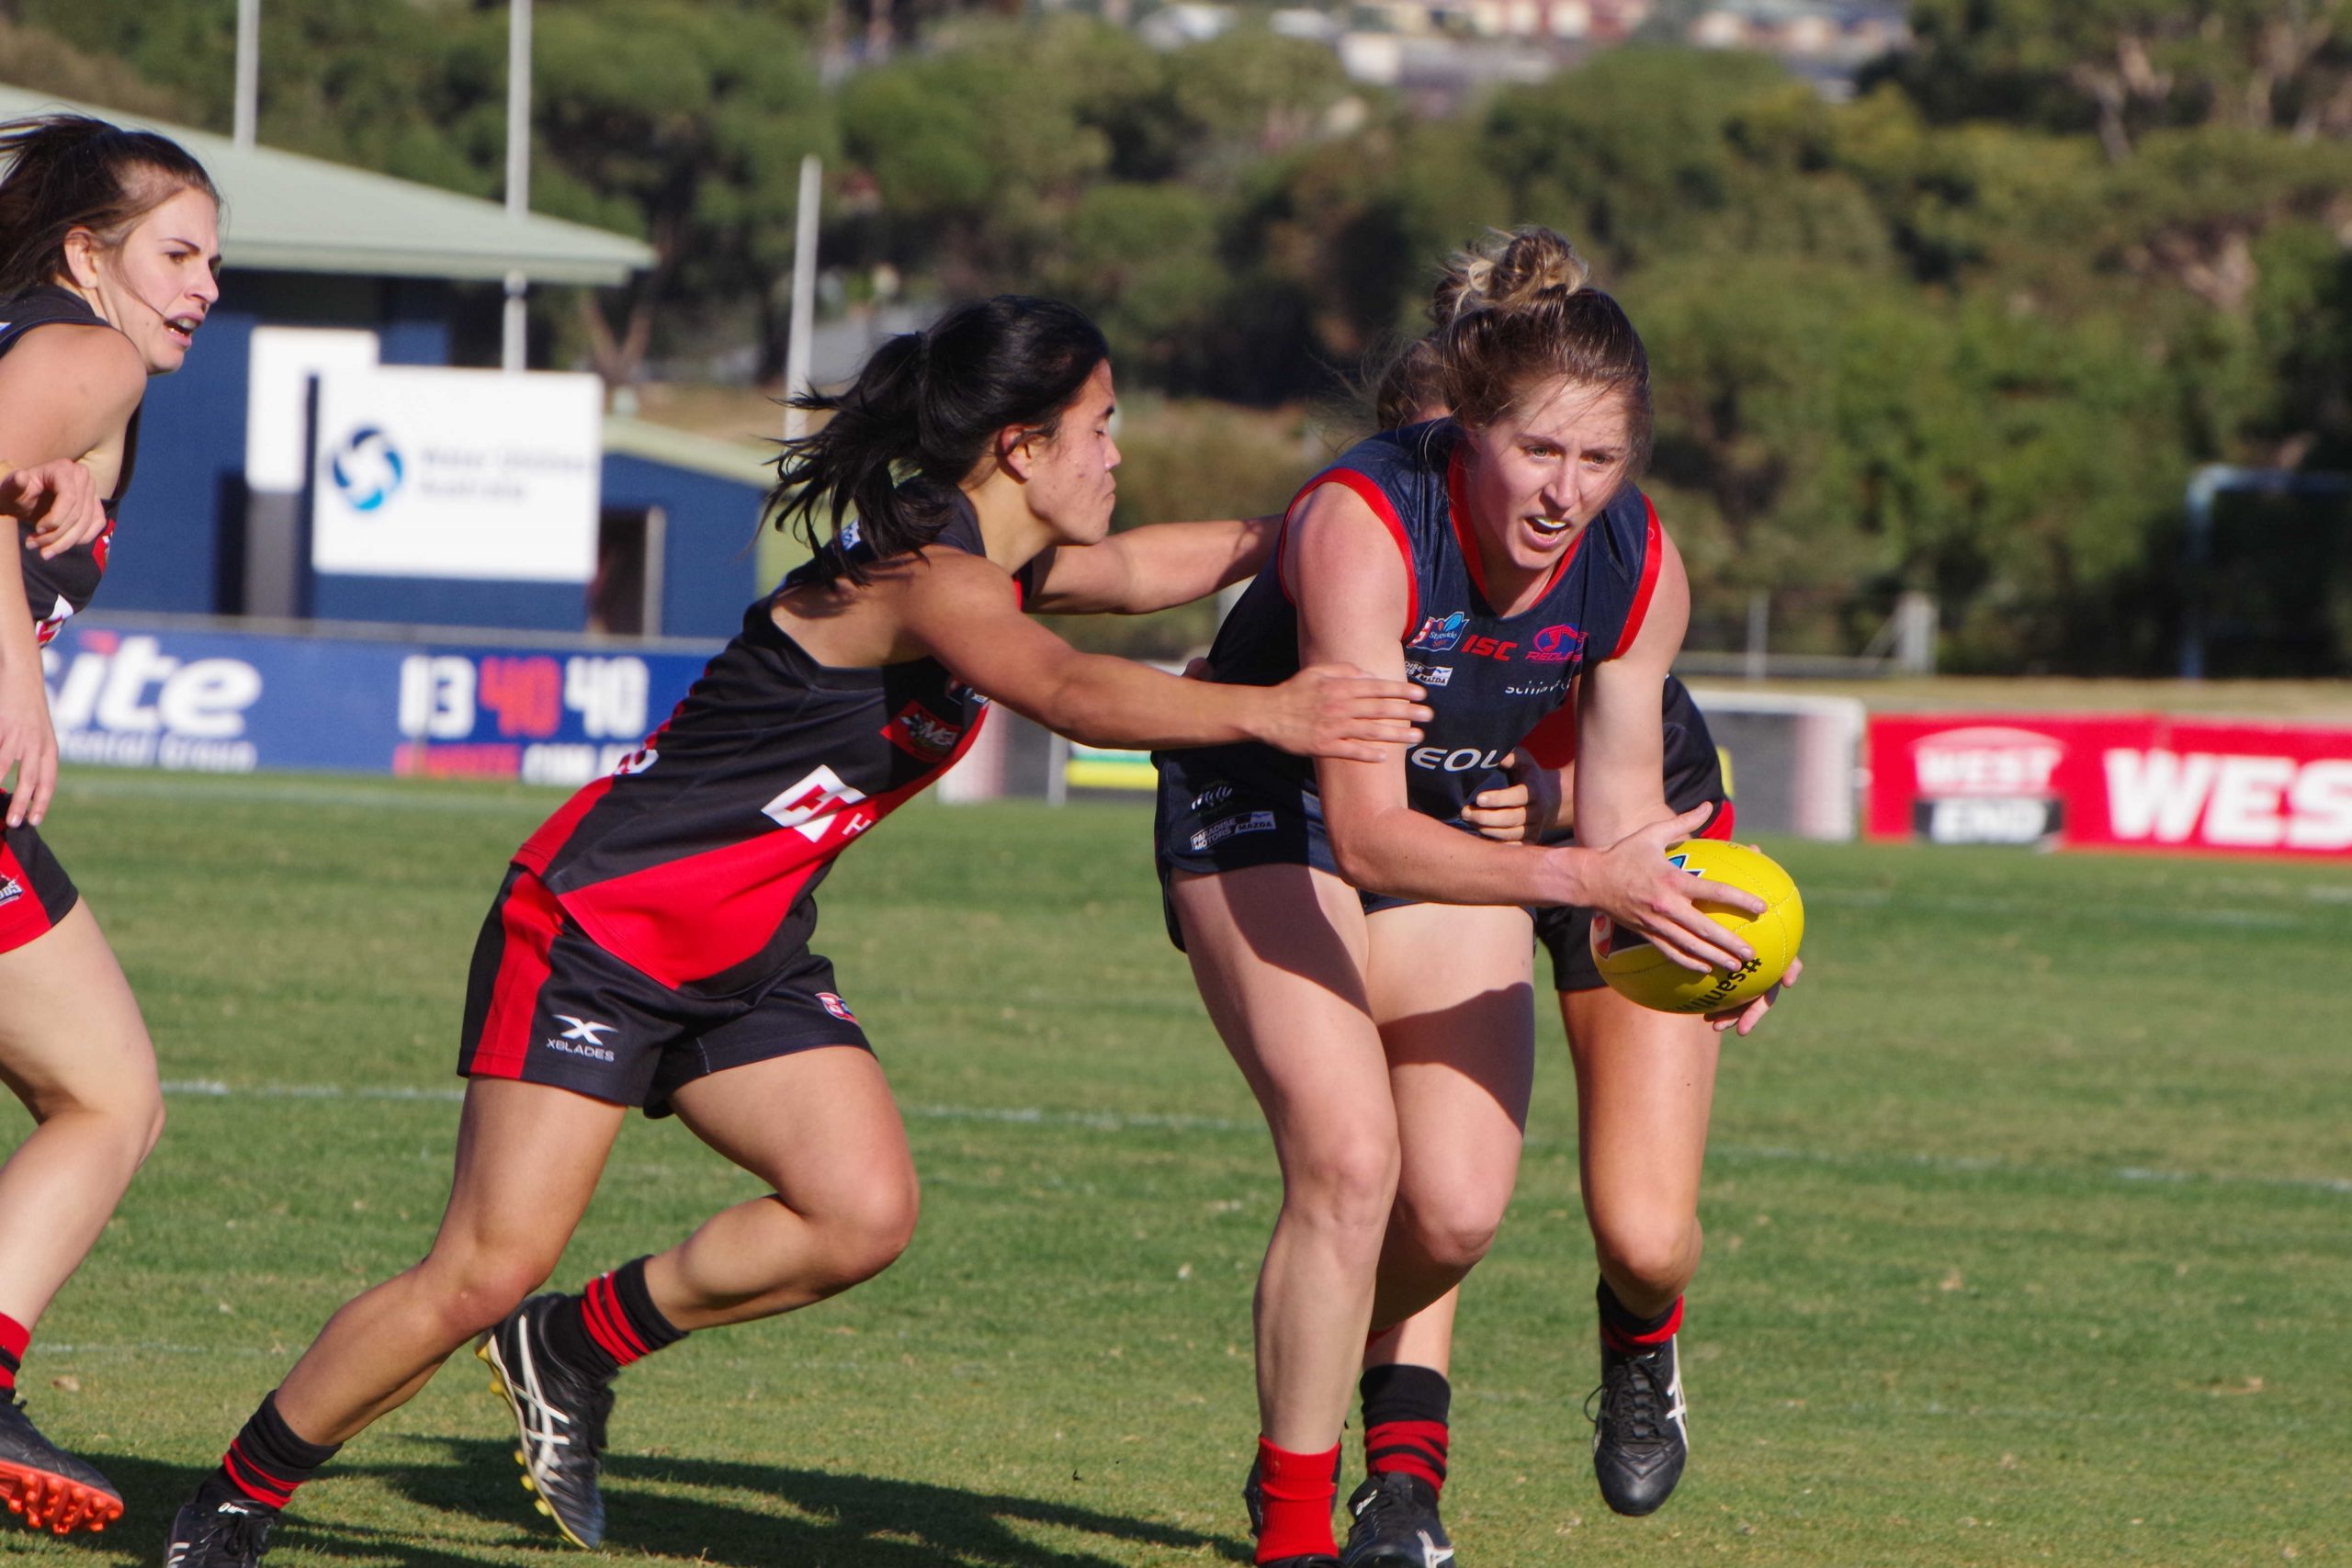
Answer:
[
  {"xmin": 1867, "ymin": 713, "xmax": 2352, "ymax": 857},
  {"xmin": 311, "ymin": 366, "xmax": 603, "ymax": 582},
  {"xmin": 43, "ymin": 622, "xmax": 713, "ymax": 787}
]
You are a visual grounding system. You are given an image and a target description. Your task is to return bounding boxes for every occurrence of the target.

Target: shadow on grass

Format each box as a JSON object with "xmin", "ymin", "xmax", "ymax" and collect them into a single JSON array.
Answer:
[
  {"xmin": 93, "ymin": 1439, "xmax": 1244, "ymax": 1568},
  {"xmin": 411, "ymin": 1438, "xmax": 1245, "ymax": 1567}
]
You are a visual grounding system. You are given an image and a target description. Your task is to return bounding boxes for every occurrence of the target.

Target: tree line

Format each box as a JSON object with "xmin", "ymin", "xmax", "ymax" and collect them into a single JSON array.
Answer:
[{"xmin": 6, "ymin": 0, "xmax": 2349, "ymax": 672}]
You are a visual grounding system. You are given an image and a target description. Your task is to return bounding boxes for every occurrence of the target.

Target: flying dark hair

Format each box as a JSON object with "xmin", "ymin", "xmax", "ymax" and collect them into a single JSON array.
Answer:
[
  {"xmin": 0, "ymin": 114, "xmax": 220, "ymax": 299},
  {"xmin": 770, "ymin": 295, "xmax": 1112, "ymax": 584}
]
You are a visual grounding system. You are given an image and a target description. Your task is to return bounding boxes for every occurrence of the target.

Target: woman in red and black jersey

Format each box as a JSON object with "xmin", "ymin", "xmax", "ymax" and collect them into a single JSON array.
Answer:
[
  {"xmin": 166, "ymin": 296, "xmax": 1431, "ymax": 1568},
  {"xmin": 0, "ymin": 114, "xmax": 220, "ymax": 1534}
]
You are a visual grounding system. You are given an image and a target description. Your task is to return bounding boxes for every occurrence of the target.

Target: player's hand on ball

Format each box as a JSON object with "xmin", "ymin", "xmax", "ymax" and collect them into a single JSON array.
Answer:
[
  {"xmin": 1261, "ymin": 662, "xmax": 1431, "ymax": 762},
  {"xmin": 1711, "ymin": 954, "xmax": 1801, "ymax": 1035},
  {"xmin": 1586, "ymin": 806, "xmax": 1761, "ymax": 974}
]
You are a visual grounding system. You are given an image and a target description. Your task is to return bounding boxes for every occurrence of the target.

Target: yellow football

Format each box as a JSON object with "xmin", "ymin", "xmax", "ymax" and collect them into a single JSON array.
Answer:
[{"xmin": 1589, "ymin": 840, "xmax": 1804, "ymax": 1015}]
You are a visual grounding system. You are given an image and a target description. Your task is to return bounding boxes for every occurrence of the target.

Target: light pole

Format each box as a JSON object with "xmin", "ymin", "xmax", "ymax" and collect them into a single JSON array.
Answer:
[
  {"xmin": 502, "ymin": 0, "xmax": 534, "ymax": 373},
  {"xmin": 233, "ymin": 0, "xmax": 260, "ymax": 148}
]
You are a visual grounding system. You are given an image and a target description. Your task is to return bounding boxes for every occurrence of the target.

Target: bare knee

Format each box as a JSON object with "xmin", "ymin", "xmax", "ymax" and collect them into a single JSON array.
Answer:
[
  {"xmin": 1282, "ymin": 1133, "xmax": 1401, "ymax": 1236},
  {"xmin": 1396, "ymin": 1197, "xmax": 1504, "ymax": 1277},
  {"xmin": 1594, "ymin": 1214, "xmax": 1702, "ymax": 1302},
  {"xmin": 810, "ymin": 1175, "xmax": 921, "ymax": 1292},
  {"xmin": 414, "ymin": 1246, "xmax": 560, "ymax": 1338}
]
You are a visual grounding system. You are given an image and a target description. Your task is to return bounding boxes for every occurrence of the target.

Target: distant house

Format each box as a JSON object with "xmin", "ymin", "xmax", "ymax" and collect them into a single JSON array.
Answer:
[{"xmin": 0, "ymin": 84, "xmax": 780, "ymax": 640}]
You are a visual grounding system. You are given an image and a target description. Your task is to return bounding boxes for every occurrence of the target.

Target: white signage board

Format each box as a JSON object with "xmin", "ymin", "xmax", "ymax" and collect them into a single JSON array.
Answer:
[
  {"xmin": 311, "ymin": 367, "xmax": 602, "ymax": 582},
  {"xmin": 246, "ymin": 326, "xmax": 380, "ymax": 493}
]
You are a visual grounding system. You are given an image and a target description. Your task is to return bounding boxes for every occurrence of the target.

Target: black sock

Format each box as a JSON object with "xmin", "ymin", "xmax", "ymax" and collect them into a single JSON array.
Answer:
[
  {"xmin": 542, "ymin": 1256, "xmax": 688, "ymax": 1380},
  {"xmin": 1597, "ymin": 1277, "xmax": 1682, "ymax": 1353},
  {"xmin": 214, "ymin": 1391, "xmax": 340, "ymax": 1511},
  {"xmin": 1360, "ymin": 1363, "xmax": 1451, "ymax": 1493}
]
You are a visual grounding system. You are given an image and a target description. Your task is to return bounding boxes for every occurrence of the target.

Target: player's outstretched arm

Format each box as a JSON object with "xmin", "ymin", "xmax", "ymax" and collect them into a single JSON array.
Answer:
[
  {"xmin": 899, "ymin": 548, "xmax": 1428, "ymax": 759},
  {"xmin": 1023, "ymin": 513, "xmax": 1282, "ymax": 616}
]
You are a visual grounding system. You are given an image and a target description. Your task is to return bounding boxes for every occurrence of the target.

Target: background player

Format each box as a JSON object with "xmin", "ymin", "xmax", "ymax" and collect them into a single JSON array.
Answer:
[
  {"xmin": 164, "ymin": 295, "xmax": 1430, "ymax": 1568},
  {"xmin": 0, "ymin": 114, "xmax": 220, "ymax": 1534},
  {"xmin": 1152, "ymin": 226, "xmax": 1781, "ymax": 1568}
]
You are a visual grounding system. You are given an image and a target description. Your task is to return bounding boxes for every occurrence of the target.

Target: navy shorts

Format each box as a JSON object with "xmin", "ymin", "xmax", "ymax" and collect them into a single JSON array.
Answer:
[
  {"xmin": 457, "ymin": 864, "xmax": 871, "ymax": 1115},
  {"xmin": 1151, "ymin": 763, "xmax": 1409, "ymax": 951},
  {"xmin": 1533, "ymin": 678, "xmax": 1733, "ymax": 993},
  {"xmin": 0, "ymin": 798, "xmax": 77, "ymax": 955}
]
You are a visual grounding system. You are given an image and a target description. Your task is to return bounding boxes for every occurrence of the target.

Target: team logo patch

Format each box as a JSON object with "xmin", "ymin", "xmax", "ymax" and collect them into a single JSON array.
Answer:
[
  {"xmin": 0, "ymin": 875, "xmax": 21, "ymax": 908},
  {"xmin": 881, "ymin": 701, "xmax": 963, "ymax": 761},
  {"xmin": 816, "ymin": 991, "xmax": 858, "ymax": 1023},
  {"xmin": 1404, "ymin": 660, "xmax": 1454, "ymax": 688},
  {"xmin": 1407, "ymin": 611, "xmax": 1467, "ymax": 653},
  {"xmin": 1526, "ymin": 623, "xmax": 1585, "ymax": 662},
  {"xmin": 544, "ymin": 1015, "xmax": 617, "ymax": 1063},
  {"xmin": 1190, "ymin": 810, "xmax": 1276, "ymax": 852}
]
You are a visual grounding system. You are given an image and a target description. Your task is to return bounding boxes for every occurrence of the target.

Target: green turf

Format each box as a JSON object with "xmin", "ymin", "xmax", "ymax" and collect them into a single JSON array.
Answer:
[{"xmin": 8, "ymin": 772, "xmax": 2347, "ymax": 1566}]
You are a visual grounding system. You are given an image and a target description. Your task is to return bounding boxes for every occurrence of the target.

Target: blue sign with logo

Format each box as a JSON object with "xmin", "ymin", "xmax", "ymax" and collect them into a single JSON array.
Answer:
[{"xmin": 41, "ymin": 621, "xmax": 717, "ymax": 784}]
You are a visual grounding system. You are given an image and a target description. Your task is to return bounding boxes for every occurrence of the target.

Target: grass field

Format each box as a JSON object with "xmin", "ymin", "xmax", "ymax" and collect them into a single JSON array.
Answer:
[{"xmin": 5, "ymin": 771, "xmax": 2347, "ymax": 1567}]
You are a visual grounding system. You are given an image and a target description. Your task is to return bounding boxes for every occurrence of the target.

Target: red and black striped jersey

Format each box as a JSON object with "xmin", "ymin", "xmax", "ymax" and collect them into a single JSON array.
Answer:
[
  {"xmin": 514, "ymin": 497, "xmax": 1038, "ymax": 993},
  {"xmin": 0, "ymin": 288, "xmax": 135, "ymax": 647}
]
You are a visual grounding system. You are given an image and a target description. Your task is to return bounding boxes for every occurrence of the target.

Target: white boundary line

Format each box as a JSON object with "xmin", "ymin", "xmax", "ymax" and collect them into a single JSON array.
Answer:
[{"xmin": 157, "ymin": 1081, "xmax": 2350, "ymax": 1200}]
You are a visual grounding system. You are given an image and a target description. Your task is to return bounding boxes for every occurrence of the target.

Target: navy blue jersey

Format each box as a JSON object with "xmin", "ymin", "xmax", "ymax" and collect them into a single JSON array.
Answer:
[
  {"xmin": 1158, "ymin": 420, "xmax": 1661, "ymax": 836},
  {"xmin": 514, "ymin": 491, "xmax": 1039, "ymax": 994},
  {"xmin": 0, "ymin": 288, "xmax": 137, "ymax": 647}
]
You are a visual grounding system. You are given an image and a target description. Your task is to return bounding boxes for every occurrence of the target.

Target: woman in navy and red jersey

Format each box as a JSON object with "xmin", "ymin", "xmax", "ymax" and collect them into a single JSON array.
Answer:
[
  {"xmin": 1151, "ymin": 227, "xmax": 1787, "ymax": 1568},
  {"xmin": 1359, "ymin": 299, "xmax": 1780, "ymax": 1537},
  {"xmin": 0, "ymin": 114, "xmax": 220, "ymax": 1535},
  {"xmin": 166, "ymin": 295, "xmax": 1432, "ymax": 1568}
]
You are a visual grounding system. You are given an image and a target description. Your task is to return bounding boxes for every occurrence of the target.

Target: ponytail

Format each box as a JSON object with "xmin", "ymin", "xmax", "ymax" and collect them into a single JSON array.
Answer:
[
  {"xmin": 771, "ymin": 296, "xmax": 1110, "ymax": 583},
  {"xmin": 0, "ymin": 114, "xmax": 220, "ymax": 299}
]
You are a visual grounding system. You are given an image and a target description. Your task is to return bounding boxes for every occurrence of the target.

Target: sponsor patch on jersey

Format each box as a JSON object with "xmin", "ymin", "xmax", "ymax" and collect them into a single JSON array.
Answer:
[
  {"xmin": 0, "ymin": 875, "xmax": 21, "ymax": 908},
  {"xmin": 1190, "ymin": 810, "xmax": 1276, "ymax": 852},
  {"xmin": 816, "ymin": 990, "xmax": 858, "ymax": 1022},
  {"xmin": 1408, "ymin": 611, "xmax": 1467, "ymax": 653},
  {"xmin": 1404, "ymin": 660, "xmax": 1455, "ymax": 688},
  {"xmin": 881, "ymin": 700, "xmax": 964, "ymax": 761},
  {"xmin": 1504, "ymin": 678, "xmax": 1565, "ymax": 697},
  {"xmin": 1526, "ymin": 623, "xmax": 1586, "ymax": 662}
]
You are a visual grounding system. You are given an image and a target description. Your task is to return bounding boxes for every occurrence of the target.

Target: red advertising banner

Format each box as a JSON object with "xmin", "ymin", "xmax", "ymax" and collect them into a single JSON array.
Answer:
[{"xmin": 1868, "ymin": 713, "xmax": 2352, "ymax": 857}]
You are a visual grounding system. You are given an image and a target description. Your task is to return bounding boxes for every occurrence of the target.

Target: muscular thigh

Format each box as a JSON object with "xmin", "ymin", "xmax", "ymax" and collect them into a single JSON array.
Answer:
[
  {"xmin": 1364, "ymin": 902, "xmax": 1536, "ymax": 1202},
  {"xmin": 1169, "ymin": 863, "xmax": 1390, "ymax": 1145},
  {"xmin": 0, "ymin": 903, "xmax": 156, "ymax": 1117},
  {"xmin": 667, "ymin": 1045, "xmax": 911, "ymax": 1218}
]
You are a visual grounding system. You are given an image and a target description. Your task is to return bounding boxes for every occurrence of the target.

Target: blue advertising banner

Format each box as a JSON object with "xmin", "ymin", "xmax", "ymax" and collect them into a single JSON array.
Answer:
[{"xmin": 41, "ymin": 621, "xmax": 717, "ymax": 786}]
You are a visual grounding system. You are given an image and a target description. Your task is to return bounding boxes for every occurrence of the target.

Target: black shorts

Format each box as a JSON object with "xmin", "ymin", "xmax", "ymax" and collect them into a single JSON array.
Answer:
[
  {"xmin": 1536, "ymin": 678, "xmax": 1735, "ymax": 992},
  {"xmin": 0, "ymin": 798, "xmax": 78, "ymax": 955},
  {"xmin": 1151, "ymin": 763, "xmax": 1409, "ymax": 951},
  {"xmin": 457, "ymin": 864, "xmax": 871, "ymax": 1115}
]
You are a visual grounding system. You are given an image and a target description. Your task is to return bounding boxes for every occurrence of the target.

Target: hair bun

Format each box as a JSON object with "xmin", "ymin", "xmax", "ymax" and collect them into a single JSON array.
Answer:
[{"xmin": 1449, "ymin": 226, "xmax": 1591, "ymax": 314}]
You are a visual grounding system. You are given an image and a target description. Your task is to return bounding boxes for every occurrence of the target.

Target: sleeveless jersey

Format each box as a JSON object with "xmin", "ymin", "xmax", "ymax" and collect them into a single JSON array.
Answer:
[
  {"xmin": 0, "ymin": 288, "xmax": 137, "ymax": 647},
  {"xmin": 514, "ymin": 494, "xmax": 1040, "ymax": 994},
  {"xmin": 1160, "ymin": 420, "xmax": 1662, "ymax": 832}
]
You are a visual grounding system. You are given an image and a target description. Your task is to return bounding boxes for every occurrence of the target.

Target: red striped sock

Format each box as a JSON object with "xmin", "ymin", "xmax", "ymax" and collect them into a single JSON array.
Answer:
[
  {"xmin": 1252, "ymin": 1437, "xmax": 1340, "ymax": 1563},
  {"xmin": 216, "ymin": 1392, "xmax": 339, "ymax": 1511},
  {"xmin": 0, "ymin": 1312, "xmax": 28, "ymax": 1393},
  {"xmin": 1598, "ymin": 1279, "xmax": 1683, "ymax": 1354},
  {"xmin": 1361, "ymin": 1363, "xmax": 1451, "ymax": 1494},
  {"xmin": 548, "ymin": 1256, "xmax": 686, "ymax": 1379}
]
